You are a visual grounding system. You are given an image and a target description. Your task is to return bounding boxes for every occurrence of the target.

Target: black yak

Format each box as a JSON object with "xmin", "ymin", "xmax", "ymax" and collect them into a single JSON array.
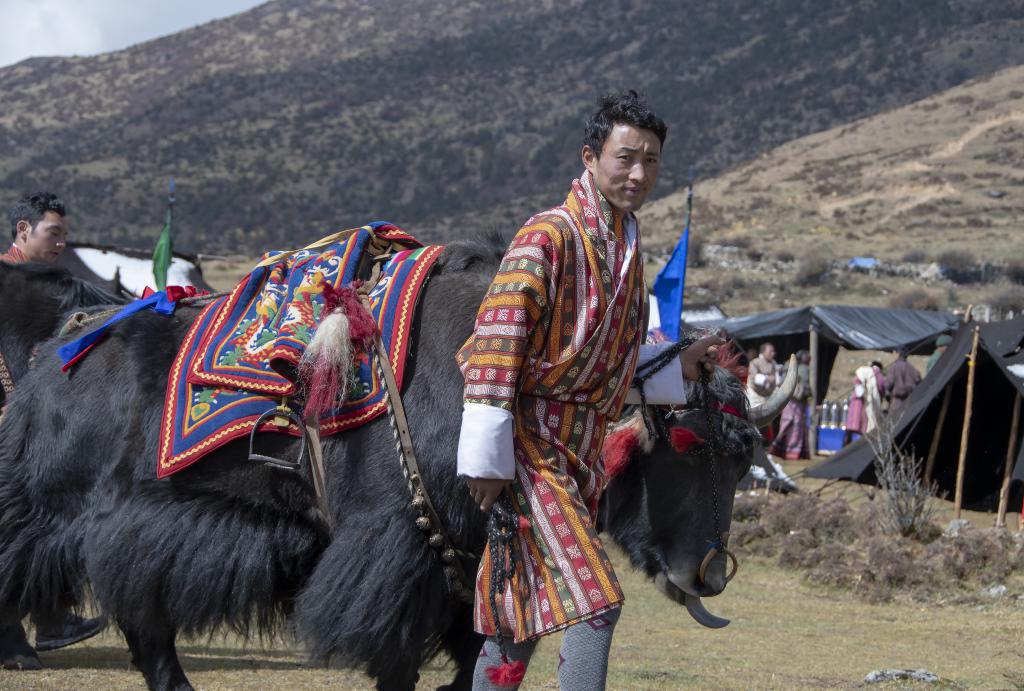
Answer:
[{"xmin": 0, "ymin": 241, "xmax": 791, "ymax": 690}]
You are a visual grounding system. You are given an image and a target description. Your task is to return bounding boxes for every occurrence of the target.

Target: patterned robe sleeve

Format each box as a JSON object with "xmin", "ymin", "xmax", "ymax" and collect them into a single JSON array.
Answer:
[{"xmin": 457, "ymin": 226, "xmax": 559, "ymax": 479}]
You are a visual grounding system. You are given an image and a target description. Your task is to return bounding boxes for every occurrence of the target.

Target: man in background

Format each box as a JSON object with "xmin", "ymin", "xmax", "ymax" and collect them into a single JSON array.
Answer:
[
  {"xmin": 885, "ymin": 348, "xmax": 921, "ymax": 419},
  {"xmin": 926, "ymin": 334, "xmax": 952, "ymax": 374},
  {"xmin": 0, "ymin": 191, "xmax": 104, "ymax": 661},
  {"xmin": 2, "ymin": 192, "xmax": 69, "ymax": 264}
]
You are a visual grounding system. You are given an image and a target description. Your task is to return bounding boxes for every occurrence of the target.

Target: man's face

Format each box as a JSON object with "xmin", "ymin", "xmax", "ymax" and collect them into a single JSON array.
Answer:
[
  {"xmin": 762, "ymin": 345, "xmax": 776, "ymax": 362},
  {"xmin": 582, "ymin": 123, "xmax": 661, "ymax": 213},
  {"xmin": 15, "ymin": 211, "xmax": 67, "ymax": 263}
]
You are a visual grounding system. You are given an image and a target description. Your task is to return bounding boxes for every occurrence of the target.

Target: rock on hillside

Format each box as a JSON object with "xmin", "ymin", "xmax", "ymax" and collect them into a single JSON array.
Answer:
[{"xmin": 2, "ymin": 0, "xmax": 1023, "ymax": 253}]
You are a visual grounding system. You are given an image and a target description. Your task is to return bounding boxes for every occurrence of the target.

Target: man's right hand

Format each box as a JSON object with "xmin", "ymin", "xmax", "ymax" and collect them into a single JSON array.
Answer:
[
  {"xmin": 679, "ymin": 334, "xmax": 726, "ymax": 381},
  {"xmin": 467, "ymin": 477, "xmax": 510, "ymax": 512}
]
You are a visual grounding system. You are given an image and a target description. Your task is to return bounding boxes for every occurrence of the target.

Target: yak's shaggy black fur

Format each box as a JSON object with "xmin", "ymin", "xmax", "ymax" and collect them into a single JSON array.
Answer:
[{"xmin": 0, "ymin": 238, "xmax": 763, "ymax": 690}]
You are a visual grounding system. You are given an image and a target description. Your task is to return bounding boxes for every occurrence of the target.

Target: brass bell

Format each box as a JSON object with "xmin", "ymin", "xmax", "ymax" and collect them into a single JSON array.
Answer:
[
  {"xmin": 415, "ymin": 516, "xmax": 431, "ymax": 531},
  {"xmin": 428, "ymin": 532, "xmax": 444, "ymax": 548},
  {"xmin": 444, "ymin": 566, "xmax": 458, "ymax": 581},
  {"xmin": 411, "ymin": 495, "xmax": 426, "ymax": 511},
  {"xmin": 442, "ymin": 548, "xmax": 455, "ymax": 563}
]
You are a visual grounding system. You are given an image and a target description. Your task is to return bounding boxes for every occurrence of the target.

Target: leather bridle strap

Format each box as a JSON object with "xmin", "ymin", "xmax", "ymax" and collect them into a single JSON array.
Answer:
[
  {"xmin": 371, "ymin": 332, "xmax": 475, "ymax": 603},
  {"xmin": 302, "ymin": 420, "xmax": 333, "ymax": 528}
]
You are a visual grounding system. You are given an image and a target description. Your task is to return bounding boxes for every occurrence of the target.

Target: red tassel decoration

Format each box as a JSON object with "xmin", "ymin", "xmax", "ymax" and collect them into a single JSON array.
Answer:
[
  {"xmin": 517, "ymin": 516, "xmax": 531, "ymax": 533},
  {"xmin": 485, "ymin": 658, "xmax": 526, "ymax": 687},
  {"xmin": 603, "ymin": 427, "xmax": 640, "ymax": 480},
  {"xmin": 669, "ymin": 426, "xmax": 705, "ymax": 455},
  {"xmin": 301, "ymin": 283, "xmax": 379, "ymax": 421},
  {"xmin": 321, "ymin": 283, "xmax": 377, "ymax": 345}
]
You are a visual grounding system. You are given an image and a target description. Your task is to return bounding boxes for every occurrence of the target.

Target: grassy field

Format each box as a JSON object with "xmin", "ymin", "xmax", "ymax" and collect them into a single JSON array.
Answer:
[{"xmin": 3, "ymin": 495, "xmax": 1020, "ymax": 691}]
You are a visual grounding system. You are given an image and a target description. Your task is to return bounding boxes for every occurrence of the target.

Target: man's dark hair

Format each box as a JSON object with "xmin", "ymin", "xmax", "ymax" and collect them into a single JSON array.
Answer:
[
  {"xmin": 583, "ymin": 90, "xmax": 668, "ymax": 156},
  {"xmin": 8, "ymin": 192, "xmax": 66, "ymax": 239}
]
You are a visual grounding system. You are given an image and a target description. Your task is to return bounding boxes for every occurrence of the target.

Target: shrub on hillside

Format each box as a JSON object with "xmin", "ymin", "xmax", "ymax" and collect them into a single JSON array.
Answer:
[
  {"xmin": 888, "ymin": 289, "xmax": 942, "ymax": 311},
  {"xmin": 988, "ymin": 286, "xmax": 1024, "ymax": 314},
  {"xmin": 717, "ymin": 235, "xmax": 752, "ymax": 250},
  {"xmin": 776, "ymin": 250, "xmax": 795, "ymax": 263},
  {"xmin": 1006, "ymin": 259, "xmax": 1024, "ymax": 285},
  {"xmin": 729, "ymin": 492, "xmax": 1024, "ymax": 604},
  {"xmin": 688, "ymin": 233, "xmax": 706, "ymax": 267},
  {"xmin": 794, "ymin": 251, "xmax": 830, "ymax": 286},
  {"xmin": 937, "ymin": 249, "xmax": 979, "ymax": 284},
  {"xmin": 901, "ymin": 250, "xmax": 927, "ymax": 263}
]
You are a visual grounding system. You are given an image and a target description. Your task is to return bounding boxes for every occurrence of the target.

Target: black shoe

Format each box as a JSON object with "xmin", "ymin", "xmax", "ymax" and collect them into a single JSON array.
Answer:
[{"xmin": 34, "ymin": 613, "xmax": 106, "ymax": 652}]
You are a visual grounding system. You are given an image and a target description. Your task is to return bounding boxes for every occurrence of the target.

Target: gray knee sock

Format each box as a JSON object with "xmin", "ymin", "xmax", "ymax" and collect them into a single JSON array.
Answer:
[
  {"xmin": 472, "ymin": 635, "xmax": 538, "ymax": 690},
  {"xmin": 557, "ymin": 606, "xmax": 621, "ymax": 691}
]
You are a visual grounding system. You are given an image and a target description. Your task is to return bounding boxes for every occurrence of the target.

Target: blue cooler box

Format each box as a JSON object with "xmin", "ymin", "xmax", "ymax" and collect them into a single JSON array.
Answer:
[{"xmin": 816, "ymin": 427, "xmax": 846, "ymax": 454}]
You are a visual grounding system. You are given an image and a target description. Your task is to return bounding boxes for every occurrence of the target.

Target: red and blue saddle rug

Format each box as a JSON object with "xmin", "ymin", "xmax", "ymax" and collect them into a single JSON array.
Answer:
[{"xmin": 157, "ymin": 222, "xmax": 443, "ymax": 478}]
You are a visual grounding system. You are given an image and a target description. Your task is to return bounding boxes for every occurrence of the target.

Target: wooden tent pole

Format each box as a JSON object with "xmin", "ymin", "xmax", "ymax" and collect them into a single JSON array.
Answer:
[
  {"xmin": 809, "ymin": 327, "xmax": 819, "ymax": 455},
  {"xmin": 954, "ymin": 326, "xmax": 980, "ymax": 520},
  {"xmin": 996, "ymin": 392, "xmax": 1021, "ymax": 528},
  {"xmin": 924, "ymin": 385, "xmax": 952, "ymax": 486}
]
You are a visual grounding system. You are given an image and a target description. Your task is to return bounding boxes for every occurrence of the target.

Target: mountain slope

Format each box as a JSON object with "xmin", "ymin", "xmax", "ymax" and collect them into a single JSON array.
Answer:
[
  {"xmin": 638, "ymin": 64, "xmax": 1024, "ymax": 315},
  {"xmin": 640, "ymin": 64, "xmax": 1024, "ymax": 259},
  {"xmin": 2, "ymin": 0, "xmax": 1023, "ymax": 252}
]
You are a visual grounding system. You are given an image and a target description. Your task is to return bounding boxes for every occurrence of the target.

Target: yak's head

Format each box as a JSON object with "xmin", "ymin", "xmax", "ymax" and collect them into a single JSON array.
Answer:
[{"xmin": 600, "ymin": 355, "xmax": 796, "ymax": 628}]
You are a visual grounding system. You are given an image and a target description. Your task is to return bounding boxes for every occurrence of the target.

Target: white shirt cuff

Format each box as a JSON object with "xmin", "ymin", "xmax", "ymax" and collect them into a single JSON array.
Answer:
[
  {"xmin": 457, "ymin": 402, "xmax": 515, "ymax": 479},
  {"xmin": 625, "ymin": 343, "xmax": 692, "ymax": 405}
]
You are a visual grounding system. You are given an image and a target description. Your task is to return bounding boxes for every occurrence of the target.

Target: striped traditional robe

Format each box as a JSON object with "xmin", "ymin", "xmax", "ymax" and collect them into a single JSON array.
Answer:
[
  {"xmin": 456, "ymin": 170, "xmax": 646, "ymax": 641},
  {"xmin": 0, "ymin": 245, "xmax": 28, "ymax": 264}
]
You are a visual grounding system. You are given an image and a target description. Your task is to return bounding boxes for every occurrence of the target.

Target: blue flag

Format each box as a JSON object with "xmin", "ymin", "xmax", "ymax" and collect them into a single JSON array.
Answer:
[{"xmin": 653, "ymin": 184, "xmax": 692, "ymax": 340}]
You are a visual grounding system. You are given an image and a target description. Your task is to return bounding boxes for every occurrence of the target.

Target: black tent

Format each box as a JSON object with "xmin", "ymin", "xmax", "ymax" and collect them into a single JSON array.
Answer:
[
  {"xmin": 690, "ymin": 305, "xmax": 959, "ymax": 404},
  {"xmin": 806, "ymin": 317, "xmax": 1024, "ymax": 513}
]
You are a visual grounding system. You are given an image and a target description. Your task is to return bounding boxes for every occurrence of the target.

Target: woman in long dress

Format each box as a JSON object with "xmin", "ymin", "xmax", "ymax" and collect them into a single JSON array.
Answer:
[
  {"xmin": 771, "ymin": 350, "xmax": 811, "ymax": 459},
  {"xmin": 846, "ymin": 360, "xmax": 884, "ymax": 440}
]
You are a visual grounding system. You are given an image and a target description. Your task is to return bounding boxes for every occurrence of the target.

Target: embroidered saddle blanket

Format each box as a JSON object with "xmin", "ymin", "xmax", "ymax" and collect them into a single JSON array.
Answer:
[{"xmin": 157, "ymin": 222, "xmax": 444, "ymax": 478}]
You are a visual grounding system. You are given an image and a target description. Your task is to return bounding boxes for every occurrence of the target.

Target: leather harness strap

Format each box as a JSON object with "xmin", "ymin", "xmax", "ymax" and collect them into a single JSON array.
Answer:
[
  {"xmin": 303, "ymin": 420, "xmax": 333, "ymax": 529},
  {"xmin": 368, "ymin": 310, "xmax": 475, "ymax": 604}
]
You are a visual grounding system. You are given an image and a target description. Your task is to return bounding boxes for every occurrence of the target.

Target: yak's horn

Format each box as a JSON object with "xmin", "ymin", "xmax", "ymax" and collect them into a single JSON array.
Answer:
[
  {"xmin": 748, "ymin": 354, "xmax": 798, "ymax": 428},
  {"xmin": 683, "ymin": 593, "xmax": 731, "ymax": 629}
]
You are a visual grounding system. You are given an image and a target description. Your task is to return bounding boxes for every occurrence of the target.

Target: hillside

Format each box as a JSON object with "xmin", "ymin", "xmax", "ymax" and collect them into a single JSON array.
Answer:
[
  {"xmin": 1, "ymin": 0, "xmax": 1023, "ymax": 253},
  {"xmin": 639, "ymin": 65, "xmax": 1024, "ymax": 315}
]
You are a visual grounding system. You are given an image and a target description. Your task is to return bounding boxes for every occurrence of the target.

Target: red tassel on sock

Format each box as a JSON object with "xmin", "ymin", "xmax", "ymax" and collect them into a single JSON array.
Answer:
[
  {"xmin": 485, "ymin": 658, "xmax": 526, "ymax": 687},
  {"xmin": 669, "ymin": 426, "xmax": 705, "ymax": 455}
]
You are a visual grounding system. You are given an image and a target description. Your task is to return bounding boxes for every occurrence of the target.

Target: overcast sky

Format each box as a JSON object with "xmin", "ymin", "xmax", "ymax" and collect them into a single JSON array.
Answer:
[{"xmin": 0, "ymin": 0, "xmax": 266, "ymax": 68}]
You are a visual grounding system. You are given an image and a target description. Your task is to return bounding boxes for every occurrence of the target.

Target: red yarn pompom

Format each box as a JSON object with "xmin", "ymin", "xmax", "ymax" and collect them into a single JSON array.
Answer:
[
  {"xmin": 321, "ymin": 283, "xmax": 377, "ymax": 346},
  {"xmin": 669, "ymin": 426, "xmax": 705, "ymax": 455},
  {"xmin": 485, "ymin": 659, "xmax": 526, "ymax": 687},
  {"xmin": 603, "ymin": 427, "xmax": 640, "ymax": 479}
]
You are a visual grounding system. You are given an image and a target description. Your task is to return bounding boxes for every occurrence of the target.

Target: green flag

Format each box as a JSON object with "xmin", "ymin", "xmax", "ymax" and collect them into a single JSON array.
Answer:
[{"xmin": 152, "ymin": 179, "xmax": 174, "ymax": 290}]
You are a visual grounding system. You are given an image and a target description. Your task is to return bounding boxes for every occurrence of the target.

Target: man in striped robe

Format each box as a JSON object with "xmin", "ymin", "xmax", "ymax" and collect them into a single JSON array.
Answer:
[{"xmin": 457, "ymin": 91, "xmax": 721, "ymax": 690}]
